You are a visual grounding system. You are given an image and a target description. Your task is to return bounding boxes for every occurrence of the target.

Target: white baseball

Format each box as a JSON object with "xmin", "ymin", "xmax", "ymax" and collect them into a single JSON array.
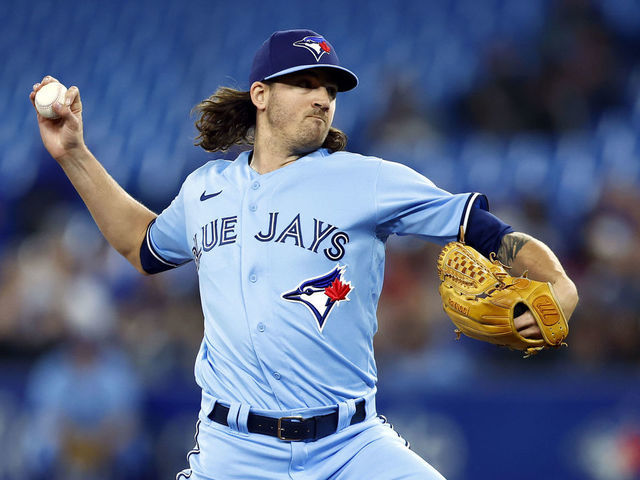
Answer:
[{"xmin": 34, "ymin": 82, "xmax": 68, "ymax": 119}]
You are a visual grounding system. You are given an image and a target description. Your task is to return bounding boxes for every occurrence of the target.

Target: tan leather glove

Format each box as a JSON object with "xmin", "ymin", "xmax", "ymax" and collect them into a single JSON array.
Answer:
[{"xmin": 437, "ymin": 241, "xmax": 568, "ymax": 357}]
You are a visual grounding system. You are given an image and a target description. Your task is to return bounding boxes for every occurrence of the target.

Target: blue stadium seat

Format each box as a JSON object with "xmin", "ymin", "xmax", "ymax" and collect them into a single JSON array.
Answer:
[
  {"xmin": 3, "ymin": 0, "xmax": 639, "ymax": 227},
  {"xmin": 506, "ymin": 134, "xmax": 554, "ymax": 199},
  {"xmin": 0, "ymin": 138, "xmax": 39, "ymax": 200},
  {"xmin": 552, "ymin": 132, "xmax": 600, "ymax": 220},
  {"xmin": 458, "ymin": 134, "xmax": 508, "ymax": 200}
]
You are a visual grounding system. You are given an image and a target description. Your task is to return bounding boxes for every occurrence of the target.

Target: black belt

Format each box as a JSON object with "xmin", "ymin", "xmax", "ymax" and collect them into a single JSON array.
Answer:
[{"xmin": 208, "ymin": 400, "xmax": 366, "ymax": 442}]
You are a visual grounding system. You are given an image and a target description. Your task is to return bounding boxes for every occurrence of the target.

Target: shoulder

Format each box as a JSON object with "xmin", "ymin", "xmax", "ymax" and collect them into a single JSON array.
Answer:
[
  {"xmin": 337, "ymin": 151, "xmax": 435, "ymax": 184},
  {"xmin": 187, "ymin": 158, "xmax": 233, "ymax": 179},
  {"xmin": 321, "ymin": 150, "xmax": 436, "ymax": 186},
  {"xmin": 324, "ymin": 149, "xmax": 381, "ymax": 165},
  {"xmin": 320, "ymin": 150, "xmax": 383, "ymax": 173},
  {"xmin": 182, "ymin": 158, "xmax": 233, "ymax": 187},
  {"xmin": 324, "ymin": 150, "xmax": 421, "ymax": 173}
]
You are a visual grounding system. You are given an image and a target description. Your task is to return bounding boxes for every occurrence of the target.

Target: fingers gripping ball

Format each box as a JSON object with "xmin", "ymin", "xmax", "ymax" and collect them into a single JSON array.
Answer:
[
  {"xmin": 436, "ymin": 241, "xmax": 569, "ymax": 357},
  {"xmin": 35, "ymin": 82, "xmax": 67, "ymax": 119}
]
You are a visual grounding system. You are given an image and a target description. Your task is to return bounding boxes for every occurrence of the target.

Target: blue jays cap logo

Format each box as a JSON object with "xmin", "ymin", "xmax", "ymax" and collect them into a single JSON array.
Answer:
[
  {"xmin": 282, "ymin": 265, "xmax": 352, "ymax": 332},
  {"xmin": 293, "ymin": 35, "xmax": 332, "ymax": 62}
]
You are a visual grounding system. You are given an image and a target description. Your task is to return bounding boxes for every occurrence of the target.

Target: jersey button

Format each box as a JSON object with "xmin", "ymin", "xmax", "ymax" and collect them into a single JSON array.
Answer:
[
  {"xmin": 249, "ymin": 274, "xmax": 257, "ymax": 283},
  {"xmin": 257, "ymin": 322, "xmax": 265, "ymax": 332},
  {"xmin": 251, "ymin": 181, "xmax": 260, "ymax": 190},
  {"xmin": 273, "ymin": 372, "xmax": 281, "ymax": 380},
  {"xmin": 249, "ymin": 204, "xmax": 257, "ymax": 212}
]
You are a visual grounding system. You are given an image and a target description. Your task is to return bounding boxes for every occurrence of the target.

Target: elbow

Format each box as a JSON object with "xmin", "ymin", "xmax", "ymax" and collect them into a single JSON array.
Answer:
[
  {"xmin": 132, "ymin": 256, "xmax": 152, "ymax": 276},
  {"xmin": 564, "ymin": 274, "xmax": 579, "ymax": 305},
  {"xmin": 570, "ymin": 279, "xmax": 579, "ymax": 310},
  {"xmin": 556, "ymin": 274, "xmax": 579, "ymax": 321},
  {"xmin": 121, "ymin": 247, "xmax": 151, "ymax": 276},
  {"xmin": 134, "ymin": 263, "xmax": 152, "ymax": 276}
]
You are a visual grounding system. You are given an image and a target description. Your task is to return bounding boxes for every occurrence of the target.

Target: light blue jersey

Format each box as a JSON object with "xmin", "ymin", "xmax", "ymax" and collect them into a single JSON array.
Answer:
[{"xmin": 149, "ymin": 148, "xmax": 482, "ymax": 413}]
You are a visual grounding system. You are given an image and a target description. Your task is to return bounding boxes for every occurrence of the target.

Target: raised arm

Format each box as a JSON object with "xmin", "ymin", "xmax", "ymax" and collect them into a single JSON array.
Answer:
[
  {"xmin": 497, "ymin": 232, "xmax": 579, "ymax": 336},
  {"xmin": 30, "ymin": 76, "xmax": 155, "ymax": 273}
]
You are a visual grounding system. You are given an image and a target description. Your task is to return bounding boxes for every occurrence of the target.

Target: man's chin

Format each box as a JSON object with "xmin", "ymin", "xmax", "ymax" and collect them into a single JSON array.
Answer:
[{"xmin": 294, "ymin": 134, "xmax": 329, "ymax": 154}]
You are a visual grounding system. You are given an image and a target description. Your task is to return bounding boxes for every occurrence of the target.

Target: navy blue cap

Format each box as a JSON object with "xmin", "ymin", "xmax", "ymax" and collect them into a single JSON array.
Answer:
[{"xmin": 249, "ymin": 29, "xmax": 358, "ymax": 92}]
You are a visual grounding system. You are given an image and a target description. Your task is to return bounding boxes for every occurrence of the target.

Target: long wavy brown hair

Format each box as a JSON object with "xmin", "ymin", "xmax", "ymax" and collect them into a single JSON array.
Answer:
[{"xmin": 192, "ymin": 87, "xmax": 347, "ymax": 153}]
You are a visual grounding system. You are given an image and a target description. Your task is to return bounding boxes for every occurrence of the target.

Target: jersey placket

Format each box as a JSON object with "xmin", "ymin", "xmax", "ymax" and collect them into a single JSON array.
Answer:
[{"xmin": 239, "ymin": 173, "xmax": 291, "ymax": 406}]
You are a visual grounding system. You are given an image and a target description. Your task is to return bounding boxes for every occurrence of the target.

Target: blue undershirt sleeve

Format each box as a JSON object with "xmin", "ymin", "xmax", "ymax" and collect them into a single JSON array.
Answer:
[{"xmin": 464, "ymin": 198, "xmax": 514, "ymax": 258}]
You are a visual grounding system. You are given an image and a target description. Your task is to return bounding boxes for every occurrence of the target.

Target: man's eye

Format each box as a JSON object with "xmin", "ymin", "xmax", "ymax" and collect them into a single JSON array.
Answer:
[{"xmin": 298, "ymin": 80, "xmax": 310, "ymax": 88}]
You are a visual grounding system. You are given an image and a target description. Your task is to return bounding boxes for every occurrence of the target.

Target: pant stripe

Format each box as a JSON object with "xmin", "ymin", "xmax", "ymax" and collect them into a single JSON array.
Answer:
[
  {"xmin": 176, "ymin": 419, "xmax": 202, "ymax": 480},
  {"xmin": 379, "ymin": 415, "xmax": 411, "ymax": 448},
  {"xmin": 176, "ymin": 469, "xmax": 192, "ymax": 479}
]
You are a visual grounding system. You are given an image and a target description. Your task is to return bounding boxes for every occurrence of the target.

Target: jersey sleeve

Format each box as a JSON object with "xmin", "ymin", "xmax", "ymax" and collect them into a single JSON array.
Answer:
[
  {"xmin": 141, "ymin": 183, "xmax": 193, "ymax": 273},
  {"xmin": 375, "ymin": 159, "xmax": 487, "ymax": 245}
]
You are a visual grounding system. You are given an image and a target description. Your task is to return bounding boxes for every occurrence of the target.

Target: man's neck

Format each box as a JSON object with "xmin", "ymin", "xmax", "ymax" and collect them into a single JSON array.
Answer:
[{"xmin": 251, "ymin": 135, "xmax": 306, "ymax": 175}]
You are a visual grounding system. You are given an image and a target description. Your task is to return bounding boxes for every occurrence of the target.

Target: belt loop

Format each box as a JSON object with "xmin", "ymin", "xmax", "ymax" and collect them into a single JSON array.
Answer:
[
  {"xmin": 236, "ymin": 404, "xmax": 251, "ymax": 435},
  {"xmin": 364, "ymin": 389, "xmax": 376, "ymax": 419},
  {"xmin": 226, "ymin": 402, "xmax": 241, "ymax": 431},
  {"xmin": 337, "ymin": 398, "xmax": 356, "ymax": 432},
  {"xmin": 202, "ymin": 392, "xmax": 216, "ymax": 418}
]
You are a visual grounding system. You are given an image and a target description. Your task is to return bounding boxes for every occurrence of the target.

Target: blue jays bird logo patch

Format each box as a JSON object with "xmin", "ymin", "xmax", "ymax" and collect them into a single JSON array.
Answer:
[
  {"xmin": 293, "ymin": 35, "xmax": 332, "ymax": 62},
  {"xmin": 282, "ymin": 265, "xmax": 352, "ymax": 332}
]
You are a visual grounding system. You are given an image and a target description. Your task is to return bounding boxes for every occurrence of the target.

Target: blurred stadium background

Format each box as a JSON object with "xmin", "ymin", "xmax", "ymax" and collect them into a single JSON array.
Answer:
[{"xmin": 2, "ymin": 0, "xmax": 640, "ymax": 478}]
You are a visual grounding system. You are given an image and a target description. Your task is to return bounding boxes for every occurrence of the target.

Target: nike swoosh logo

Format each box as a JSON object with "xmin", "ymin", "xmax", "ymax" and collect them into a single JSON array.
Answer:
[{"xmin": 200, "ymin": 190, "xmax": 222, "ymax": 201}]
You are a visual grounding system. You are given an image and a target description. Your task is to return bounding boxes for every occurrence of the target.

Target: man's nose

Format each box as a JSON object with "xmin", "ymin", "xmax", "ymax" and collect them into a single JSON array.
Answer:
[
  {"xmin": 313, "ymin": 101, "xmax": 329, "ymax": 112},
  {"xmin": 312, "ymin": 88, "xmax": 331, "ymax": 111}
]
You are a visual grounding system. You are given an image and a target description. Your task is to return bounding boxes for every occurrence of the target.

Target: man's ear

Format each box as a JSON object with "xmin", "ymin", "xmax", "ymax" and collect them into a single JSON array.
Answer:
[{"xmin": 250, "ymin": 81, "xmax": 268, "ymax": 112}]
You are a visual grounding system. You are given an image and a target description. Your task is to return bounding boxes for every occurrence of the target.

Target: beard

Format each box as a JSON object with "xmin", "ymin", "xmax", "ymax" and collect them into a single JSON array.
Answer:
[
  {"xmin": 292, "ymin": 118, "xmax": 330, "ymax": 154},
  {"xmin": 266, "ymin": 103, "xmax": 331, "ymax": 155}
]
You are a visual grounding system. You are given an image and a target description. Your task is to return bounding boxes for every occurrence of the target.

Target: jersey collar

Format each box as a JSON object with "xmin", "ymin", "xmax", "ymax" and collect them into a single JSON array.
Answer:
[{"xmin": 234, "ymin": 148, "xmax": 329, "ymax": 178}]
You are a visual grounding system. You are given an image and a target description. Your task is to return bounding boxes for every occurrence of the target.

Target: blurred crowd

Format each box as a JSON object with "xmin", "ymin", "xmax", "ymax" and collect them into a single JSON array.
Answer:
[
  {"xmin": 2, "ymin": 0, "xmax": 640, "ymax": 478},
  {"xmin": 365, "ymin": 0, "xmax": 640, "ymax": 371},
  {"xmin": 0, "ymin": 204, "xmax": 203, "ymax": 479},
  {"xmin": 459, "ymin": 0, "xmax": 625, "ymax": 134}
]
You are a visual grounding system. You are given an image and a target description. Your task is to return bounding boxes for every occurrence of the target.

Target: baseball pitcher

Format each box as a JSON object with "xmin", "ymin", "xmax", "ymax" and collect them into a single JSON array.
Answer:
[{"xmin": 30, "ymin": 29, "xmax": 578, "ymax": 480}]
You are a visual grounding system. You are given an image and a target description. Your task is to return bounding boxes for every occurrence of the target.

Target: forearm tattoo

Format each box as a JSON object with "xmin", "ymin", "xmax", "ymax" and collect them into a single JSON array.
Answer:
[{"xmin": 497, "ymin": 232, "xmax": 532, "ymax": 266}]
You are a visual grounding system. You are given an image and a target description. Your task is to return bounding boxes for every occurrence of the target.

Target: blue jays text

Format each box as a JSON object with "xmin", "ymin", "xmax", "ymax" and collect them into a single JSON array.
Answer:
[{"xmin": 193, "ymin": 212, "xmax": 350, "ymax": 262}]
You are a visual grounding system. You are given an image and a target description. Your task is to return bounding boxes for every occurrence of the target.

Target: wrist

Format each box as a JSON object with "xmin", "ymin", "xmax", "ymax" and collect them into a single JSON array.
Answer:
[{"xmin": 56, "ymin": 143, "xmax": 92, "ymax": 165}]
